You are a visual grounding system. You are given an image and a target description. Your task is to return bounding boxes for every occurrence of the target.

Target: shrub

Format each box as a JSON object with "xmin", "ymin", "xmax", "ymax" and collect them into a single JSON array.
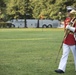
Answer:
[{"xmin": 0, "ymin": 22, "xmax": 15, "ymax": 28}]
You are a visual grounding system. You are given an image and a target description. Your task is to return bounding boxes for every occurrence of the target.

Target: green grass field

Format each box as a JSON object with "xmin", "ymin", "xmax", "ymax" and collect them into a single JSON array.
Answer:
[{"xmin": 0, "ymin": 28, "xmax": 75, "ymax": 75}]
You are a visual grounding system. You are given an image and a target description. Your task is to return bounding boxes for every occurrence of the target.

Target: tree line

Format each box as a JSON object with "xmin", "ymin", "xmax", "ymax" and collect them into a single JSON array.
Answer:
[{"xmin": 0, "ymin": 0, "xmax": 76, "ymax": 21}]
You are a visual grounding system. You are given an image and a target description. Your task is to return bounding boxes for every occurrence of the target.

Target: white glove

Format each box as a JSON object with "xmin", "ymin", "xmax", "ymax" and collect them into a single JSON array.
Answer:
[
  {"xmin": 66, "ymin": 25, "xmax": 75, "ymax": 32},
  {"xmin": 74, "ymin": 33, "xmax": 76, "ymax": 41},
  {"xmin": 74, "ymin": 33, "xmax": 76, "ymax": 40}
]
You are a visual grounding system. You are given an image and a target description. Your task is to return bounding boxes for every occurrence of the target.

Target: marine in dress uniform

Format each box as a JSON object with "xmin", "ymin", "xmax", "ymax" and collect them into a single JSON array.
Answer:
[{"xmin": 55, "ymin": 7, "xmax": 76, "ymax": 73}]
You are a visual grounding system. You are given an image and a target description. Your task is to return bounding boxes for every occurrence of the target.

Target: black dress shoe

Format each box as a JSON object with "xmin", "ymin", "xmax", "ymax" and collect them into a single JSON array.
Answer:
[{"xmin": 55, "ymin": 69, "xmax": 64, "ymax": 73}]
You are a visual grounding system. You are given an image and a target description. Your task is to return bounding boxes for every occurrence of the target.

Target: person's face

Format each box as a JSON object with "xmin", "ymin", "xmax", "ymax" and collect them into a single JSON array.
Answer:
[{"xmin": 67, "ymin": 12, "xmax": 71, "ymax": 17}]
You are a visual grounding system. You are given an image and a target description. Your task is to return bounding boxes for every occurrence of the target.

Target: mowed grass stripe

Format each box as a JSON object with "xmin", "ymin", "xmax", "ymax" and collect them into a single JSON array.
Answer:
[
  {"xmin": 0, "ymin": 28, "xmax": 63, "ymax": 32},
  {"xmin": 0, "ymin": 38, "xmax": 51, "ymax": 41}
]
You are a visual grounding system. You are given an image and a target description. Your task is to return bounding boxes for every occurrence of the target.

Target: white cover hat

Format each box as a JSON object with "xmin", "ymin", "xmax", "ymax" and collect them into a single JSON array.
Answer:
[{"xmin": 66, "ymin": 6, "xmax": 73, "ymax": 11}]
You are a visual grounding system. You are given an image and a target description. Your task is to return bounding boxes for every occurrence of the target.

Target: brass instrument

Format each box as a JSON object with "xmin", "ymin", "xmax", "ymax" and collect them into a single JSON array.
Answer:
[{"xmin": 64, "ymin": 17, "xmax": 76, "ymax": 40}]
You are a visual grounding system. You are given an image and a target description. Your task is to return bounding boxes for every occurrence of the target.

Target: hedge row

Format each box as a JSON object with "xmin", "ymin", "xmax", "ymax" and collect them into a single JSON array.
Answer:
[{"xmin": 0, "ymin": 22, "xmax": 15, "ymax": 28}]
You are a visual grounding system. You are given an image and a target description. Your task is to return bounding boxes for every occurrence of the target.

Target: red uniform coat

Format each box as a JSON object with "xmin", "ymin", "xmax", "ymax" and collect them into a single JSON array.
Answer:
[{"xmin": 63, "ymin": 17, "xmax": 76, "ymax": 45}]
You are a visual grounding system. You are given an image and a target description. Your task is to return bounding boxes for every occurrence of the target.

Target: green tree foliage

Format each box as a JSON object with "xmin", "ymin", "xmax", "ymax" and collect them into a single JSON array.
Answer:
[
  {"xmin": 6, "ymin": 0, "xmax": 25, "ymax": 19},
  {"xmin": 0, "ymin": 0, "xmax": 6, "ymax": 21},
  {"xmin": 31, "ymin": 0, "xmax": 76, "ymax": 19},
  {"xmin": 1, "ymin": 0, "xmax": 76, "ymax": 20}
]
